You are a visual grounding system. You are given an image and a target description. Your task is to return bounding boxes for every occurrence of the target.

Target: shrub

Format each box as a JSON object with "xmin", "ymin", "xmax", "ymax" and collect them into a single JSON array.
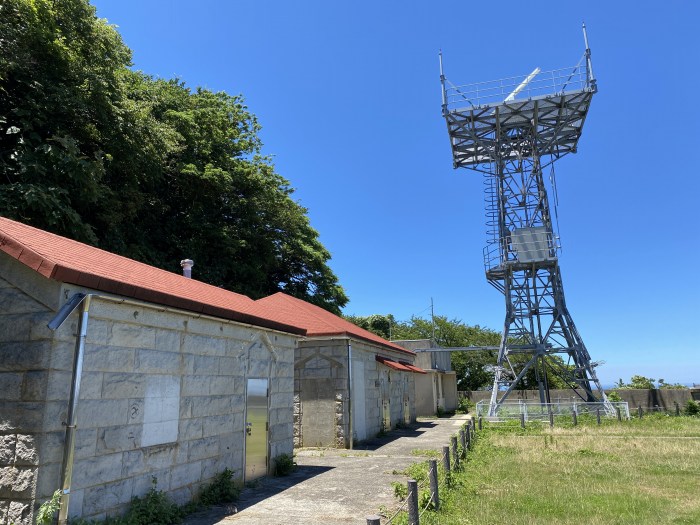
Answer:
[
  {"xmin": 198, "ymin": 468, "xmax": 239, "ymax": 506},
  {"xmin": 457, "ymin": 397, "xmax": 473, "ymax": 414},
  {"xmin": 606, "ymin": 390, "xmax": 622, "ymax": 402},
  {"xmin": 124, "ymin": 477, "xmax": 182, "ymax": 525},
  {"xmin": 273, "ymin": 453, "xmax": 296, "ymax": 476},
  {"xmin": 36, "ymin": 489, "xmax": 62, "ymax": 525},
  {"xmin": 685, "ymin": 399, "xmax": 700, "ymax": 417}
]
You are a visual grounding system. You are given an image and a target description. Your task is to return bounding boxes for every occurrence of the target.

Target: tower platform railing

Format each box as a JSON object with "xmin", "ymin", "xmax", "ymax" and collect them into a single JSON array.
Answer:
[
  {"xmin": 444, "ymin": 58, "xmax": 591, "ymax": 112},
  {"xmin": 483, "ymin": 229, "xmax": 561, "ymax": 274}
]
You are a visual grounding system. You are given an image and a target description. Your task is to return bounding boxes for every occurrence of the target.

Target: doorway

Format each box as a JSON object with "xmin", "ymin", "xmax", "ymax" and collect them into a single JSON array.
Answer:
[{"xmin": 245, "ymin": 378, "xmax": 269, "ymax": 482}]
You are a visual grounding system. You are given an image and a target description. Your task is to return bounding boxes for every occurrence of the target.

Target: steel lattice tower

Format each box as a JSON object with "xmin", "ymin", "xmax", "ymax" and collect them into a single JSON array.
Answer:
[{"xmin": 440, "ymin": 25, "xmax": 612, "ymax": 416}]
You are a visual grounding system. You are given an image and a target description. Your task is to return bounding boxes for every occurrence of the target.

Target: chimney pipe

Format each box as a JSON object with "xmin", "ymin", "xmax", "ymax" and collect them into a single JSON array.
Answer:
[{"xmin": 180, "ymin": 259, "xmax": 194, "ymax": 278}]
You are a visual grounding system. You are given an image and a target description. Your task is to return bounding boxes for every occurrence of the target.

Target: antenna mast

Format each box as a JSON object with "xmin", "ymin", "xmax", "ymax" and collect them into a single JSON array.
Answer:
[
  {"xmin": 430, "ymin": 298, "xmax": 436, "ymax": 343},
  {"xmin": 440, "ymin": 27, "xmax": 612, "ymax": 417}
]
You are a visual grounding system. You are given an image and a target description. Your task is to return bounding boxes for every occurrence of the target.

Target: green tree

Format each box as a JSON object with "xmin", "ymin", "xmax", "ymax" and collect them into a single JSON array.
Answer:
[
  {"xmin": 626, "ymin": 375, "xmax": 657, "ymax": 389},
  {"xmin": 615, "ymin": 376, "xmax": 687, "ymax": 390},
  {"xmin": 347, "ymin": 313, "xmax": 582, "ymax": 391},
  {"xmin": 0, "ymin": 0, "xmax": 347, "ymax": 313},
  {"xmin": 346, "ymin": 314, "xmax": 501, "ymax": 390},
  {"xmin": 0, "ymin": 0, "xmax": 131, "ymax": 242},
  {"xmin": 344, "ymin": 314, "xmax": 396, "ymax": 340}
]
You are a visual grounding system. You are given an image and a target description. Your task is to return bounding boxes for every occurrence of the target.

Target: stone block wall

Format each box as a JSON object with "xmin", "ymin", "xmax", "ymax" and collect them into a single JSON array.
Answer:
[
  {"xmin": 294, "ymin": 342, "xmax": 349, "ymax": 447},
  {"xmin": 358, "ymin": 344, "xmax": 416, "ymax": 439},
  {"xmin": 293, "ymin": 340, "xmax": 419, "ymax": 448},
  {"xmin": 0, "ymin": 264, "xmax": 60, "ymax": 525},
  {"xmin": 362, "ymin": 356, "xmax": 382, "ymax": 438},
  {"xmin": 0, "ymin": 254, "xmax": 296, "ymax": 524}
]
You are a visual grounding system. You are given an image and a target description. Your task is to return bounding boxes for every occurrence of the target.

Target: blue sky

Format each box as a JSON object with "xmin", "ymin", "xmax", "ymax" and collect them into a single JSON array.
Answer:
[{"xmin": 91, "ymin": 1, "xmax": 699, "ymax": 386}]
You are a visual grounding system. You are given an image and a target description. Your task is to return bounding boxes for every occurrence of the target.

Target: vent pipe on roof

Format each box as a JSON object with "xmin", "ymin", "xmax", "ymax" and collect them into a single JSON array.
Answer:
[{"xmin": 180, "ymin": 259, "xmax": 194, "ymax": 278}]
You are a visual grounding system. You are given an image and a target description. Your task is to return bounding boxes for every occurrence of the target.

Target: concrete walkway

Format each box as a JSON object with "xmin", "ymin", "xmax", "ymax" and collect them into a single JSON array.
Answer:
[{"xmin": 183, "ymin": 414, "xmax": 470, "ymax": 525}]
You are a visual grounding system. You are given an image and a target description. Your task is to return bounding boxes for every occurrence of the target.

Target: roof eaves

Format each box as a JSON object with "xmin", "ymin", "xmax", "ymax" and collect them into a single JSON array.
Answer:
[{"xmin": 0, "ymin": 232, "xmax": 56, "ymax": 277}]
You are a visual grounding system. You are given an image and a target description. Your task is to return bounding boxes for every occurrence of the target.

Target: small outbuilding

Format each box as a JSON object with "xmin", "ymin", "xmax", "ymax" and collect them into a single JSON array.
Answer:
[
  {"xmin": 393, "ymin": 340, "xmax": 458, "ymax": 417},
  {"xmin": 255, "ymin": 294, "xmax": 426, "ymax": 448},
  {"xmin": 0, "ymin": 218, "xmax": 304, "ymax": 524}
]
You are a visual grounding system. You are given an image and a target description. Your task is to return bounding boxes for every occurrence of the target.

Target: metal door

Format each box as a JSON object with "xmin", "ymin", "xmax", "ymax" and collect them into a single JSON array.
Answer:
[
  {"xmin": 245, "ymin": 378, "xmax": 269, "ymax": 482},
  {"xmin": 381, "ymin": 372, "xmax": 391, "ymax": 432},
  {"xmin": 403, "ymin": 376, "xmax": 411, "ymax": 424},
  {"xmin": 382, "ymin": 399, "xmax": 391, "ymax": 431}
]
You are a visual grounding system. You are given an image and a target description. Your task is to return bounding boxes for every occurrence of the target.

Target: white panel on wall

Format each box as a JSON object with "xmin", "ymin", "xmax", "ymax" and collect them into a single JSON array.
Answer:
[{"xmin": 142, "ymin": 375, "xmax": 180, "ymax": 447}]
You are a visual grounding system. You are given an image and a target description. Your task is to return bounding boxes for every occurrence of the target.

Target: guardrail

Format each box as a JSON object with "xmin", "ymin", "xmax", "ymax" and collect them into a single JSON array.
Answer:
[
  {"xmin": 475, "ymin": 400, "xmax": 630, "ymax": 421},
  {"xmin": 443, "ymin": 57, "xmax": 591, "ymax": 111}
]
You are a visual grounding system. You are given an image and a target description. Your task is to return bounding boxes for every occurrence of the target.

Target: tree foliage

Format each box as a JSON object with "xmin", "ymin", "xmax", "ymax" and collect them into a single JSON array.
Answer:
[
  {"xmin": 347, "ymin": 313, "xmax": 581, "ymax": 391},
  {"xmin": 346, "ymin": 313, "xmax": 501, "ymax": 390},
  {"xmin": 615, "ymin": 376, "xmax": 687, "ymax": 390},
  {"xmin": 0, "ymin": 0, "xmax": 347, "ymax": 312}
]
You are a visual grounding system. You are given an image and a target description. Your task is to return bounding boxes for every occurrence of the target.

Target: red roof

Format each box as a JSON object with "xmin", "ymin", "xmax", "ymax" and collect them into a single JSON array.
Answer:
[
  {"xmin": 255, "ymin": 292, "xmax": 415, "ymax": 356},
  {"xmin": 0, "ymin": 217, "xmax": 305, "ymax": 335},
  {"xmin": 375, "ymin": 356, "xmax": 426, "ymax": 373}
]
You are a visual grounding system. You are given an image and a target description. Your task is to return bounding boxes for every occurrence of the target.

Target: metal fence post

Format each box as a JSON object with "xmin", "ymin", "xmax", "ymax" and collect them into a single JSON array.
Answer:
[
  {"xmin": 548, "ymin": 410, "xmax": 554, "ymax": 428},
  {"xmin": 638, "ymin": 406, "xmax": 643, "ymax": 418},
  {"xmin": 616, "ymin": 407, "xmax": 621, "ymax": 421},
  {"xmin": 675, "ymin": 402, "xmax": 680, "ymax": 417},
  {"xmin": 366, "ymin": 515, "xmax": 381, "ymax": 525},
  {"xmin": 596, "ymin": 408, "xmax": 601, "ymax": 425},
  {"xmin": 428, "ymin": 458, "xmax": 439, "ymax": 511},
  {"xmin": 520, "ymin": 412, "xmax": 525, "ymax": 429},
  {"xmin": 451, "ymin": 436, "xmax": 459, "ymax": 469},
  {"xmin": 407, "ymin": 479, "xmax": 419, "ymax": 525},
  {"xmin": 572, "ymin": 409, "xmax": 577, "ymax": 426},
  {"xmin": 478, "ymin": 416, "xmax": 483, "ymax": 430},
  {"xmin": 442, "ymin": 445, "xmax": 451, "ymax": 475}
]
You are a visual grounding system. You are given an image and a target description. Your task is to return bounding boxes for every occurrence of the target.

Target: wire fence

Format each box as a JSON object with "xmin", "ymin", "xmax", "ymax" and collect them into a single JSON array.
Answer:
[{"xmin": 475, "ymin": 400, "xmax": 629, "ymax": 420}]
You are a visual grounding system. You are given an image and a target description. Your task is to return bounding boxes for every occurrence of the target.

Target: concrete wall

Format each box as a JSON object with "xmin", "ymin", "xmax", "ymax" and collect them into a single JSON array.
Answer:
[
  {"xmin": 0, "ymin": 253, "xmax": 296, "ymax": 524},
  {"xmin": 394, "ymin": 340, "xmax": 452, "ymax": 372},
  {"xmin": 393, "ymin": 340, "xmax": 456, "ymax": 417},
  {"xmin": 413, "ymin": 373, "xmax": 436, "ymax": 417},
  {"xmin": 442, "ymin": 372, "xmax": 458, "ymax": 412},
  {"xmin": 464, "ymin": 388, "xmax": 693, "ymax": 410},
  {"xmin": 293, "ymin": 339, "xmax": 416, "ymax": 448}
]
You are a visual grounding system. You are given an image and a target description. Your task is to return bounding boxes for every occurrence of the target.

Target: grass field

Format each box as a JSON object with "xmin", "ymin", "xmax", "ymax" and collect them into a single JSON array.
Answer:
[{"xmin": 405, "ymin": 415, "xmax": 700, "ymax": 525}]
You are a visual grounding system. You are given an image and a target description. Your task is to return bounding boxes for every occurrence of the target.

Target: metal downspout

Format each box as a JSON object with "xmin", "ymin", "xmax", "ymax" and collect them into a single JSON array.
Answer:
[
  {"xmin": 347, "ymin": 341, "xmax": 353, "ymax": 450},
  {"xmin": 57, "ymin": 294, "xmax": 92, "ymax": 525}
]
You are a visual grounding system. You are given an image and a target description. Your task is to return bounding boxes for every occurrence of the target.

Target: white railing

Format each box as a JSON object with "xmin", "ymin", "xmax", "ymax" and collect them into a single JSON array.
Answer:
[
  {"xmin": 444, "ymin": 58, "xmax": 590, "ymax": 111},
  {"xmin": 483, "ymin": 229, "xmax": 560, "ymax": 273},
  {"xmin": 476, "ymin": 400, "xmax": 629, "ymax": 420}
]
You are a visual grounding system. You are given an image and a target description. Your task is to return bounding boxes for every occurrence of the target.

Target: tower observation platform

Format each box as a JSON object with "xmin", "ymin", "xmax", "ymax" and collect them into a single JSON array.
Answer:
[{"xmin": 441, "ymin": 25, "xmax": 613, "ymax": 417}]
